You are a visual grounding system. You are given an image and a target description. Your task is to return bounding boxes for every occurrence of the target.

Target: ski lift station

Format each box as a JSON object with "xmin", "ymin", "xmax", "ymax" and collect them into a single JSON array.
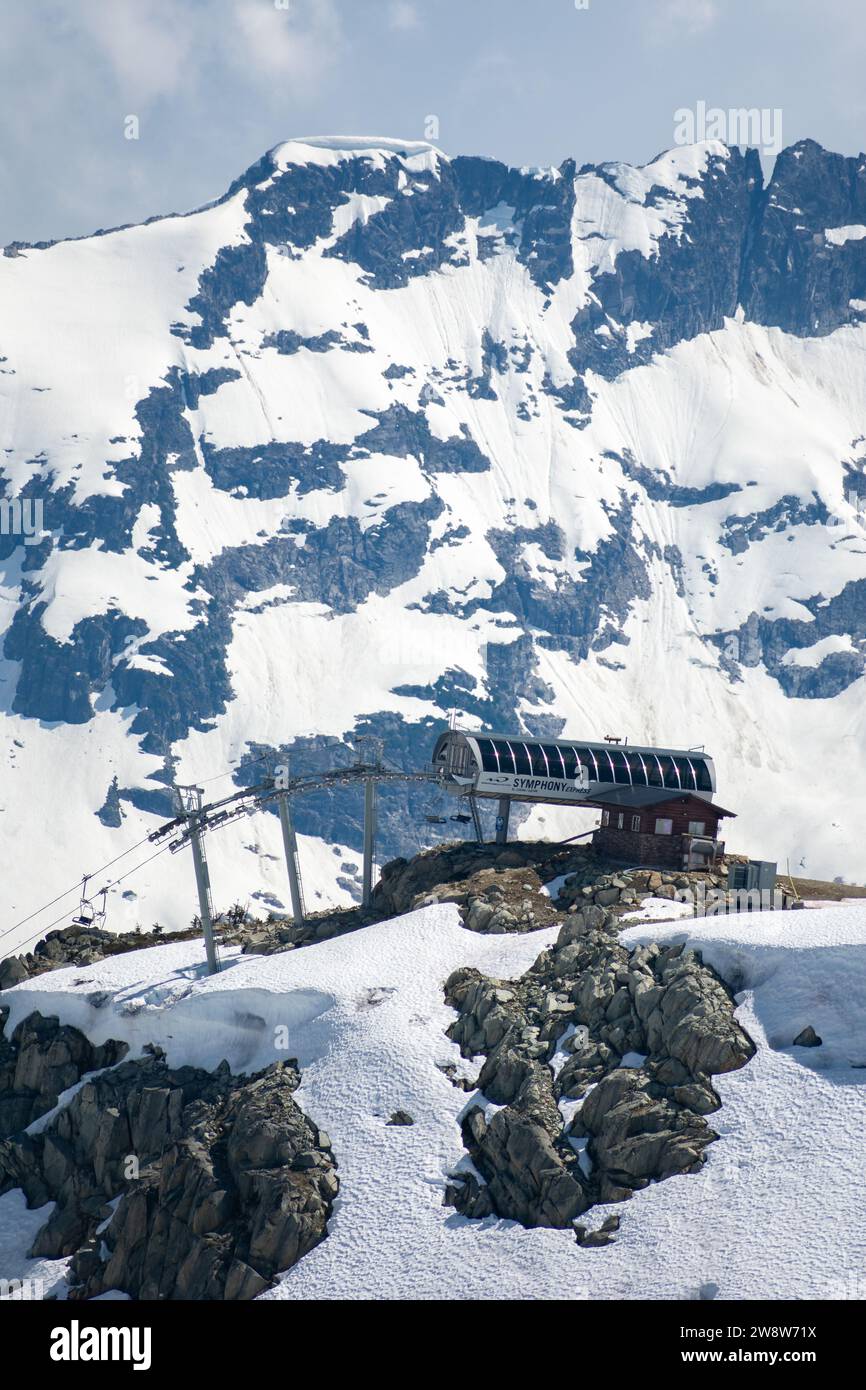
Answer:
[
  {"xmin": 432, "ymin": 728, "xmax": 735, "ymax": 870},
  {"xmin": 91, "ymin": 724, "xmax": 736, "ymax": 980}
]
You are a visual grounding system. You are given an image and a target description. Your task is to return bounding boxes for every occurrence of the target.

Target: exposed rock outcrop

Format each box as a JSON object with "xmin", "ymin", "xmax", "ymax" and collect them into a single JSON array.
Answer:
[
  {"xmin": 443, "ymin": 906, "xmax": 755, "ymax": 1229},
  {"xmin": 0, "ymin": 1008, "xmax": 128, "ymax": 1137},
  {"xmin": 0, "ymin": 1011, "xmax": 337, "ymax": 1300},
  {"xmin": 2, "ymin": 839, "xmax": 806, "ymax": 992}
]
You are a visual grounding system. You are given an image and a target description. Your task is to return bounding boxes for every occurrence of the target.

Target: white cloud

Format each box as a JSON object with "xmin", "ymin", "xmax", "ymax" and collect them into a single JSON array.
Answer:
[
  {"xmin": 71, "ymin": 0, "xmax": 205, "ymax": 105},
  {"xmin": 36, "ymin": 0, "xmax": 344, "ymax": 107},
  {"xmin": 229, "ymin": 0, "xmax": 343, "ymax": 88},
  {"xmin": 646, "ymin": 0, "xmax": 719, "ymax": 40},
  {"xmin": 389, "ymin": 1, "xmax": 421, "ymax": 31}
]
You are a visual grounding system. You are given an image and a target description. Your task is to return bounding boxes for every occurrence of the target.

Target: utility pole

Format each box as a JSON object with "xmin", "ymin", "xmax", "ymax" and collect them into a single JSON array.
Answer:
[
  {"xmin": 469, "ymin": 792, "xmax": 484, "ymax": 845},
  {"xmin": 362, "ymin": 776, "xmax": 377, "ymax": 907},
  {"xmin": 277, "ymin": 793, "xmax": 306, "ymax": 927},
  {"xmin": 175, "ymin": 785, "xmax": 219, "ymax": 976},
  {"xmin": 356, "ymin": 736, "xmax": 382, "ymax": 908}
]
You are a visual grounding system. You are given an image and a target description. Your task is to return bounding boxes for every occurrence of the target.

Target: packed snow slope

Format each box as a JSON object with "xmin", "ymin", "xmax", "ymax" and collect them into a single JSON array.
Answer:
[
  {"xmin": 2, "ymin": 900, "xmax": 865, "ymax": 1300},
  {"xmin": 1, "ymin": 134, "xmax": 866, "ymax": 949}
]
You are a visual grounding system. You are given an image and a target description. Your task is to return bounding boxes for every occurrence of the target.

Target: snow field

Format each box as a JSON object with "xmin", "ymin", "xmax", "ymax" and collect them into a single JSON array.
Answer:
[{"xmin": 2, "ymin": 901, "xmax": 864, "ymax": 1299}]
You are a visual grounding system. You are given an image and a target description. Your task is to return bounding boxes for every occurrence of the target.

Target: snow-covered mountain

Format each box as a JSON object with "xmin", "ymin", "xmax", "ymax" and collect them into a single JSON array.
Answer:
[{"xmin": 1, "ymin": 134, "xmax": 865, "ymax": 949}]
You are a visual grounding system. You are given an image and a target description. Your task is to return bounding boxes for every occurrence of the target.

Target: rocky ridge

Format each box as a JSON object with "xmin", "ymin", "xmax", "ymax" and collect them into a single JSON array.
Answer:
[
  {"xmin": 0, "ymin": 841, "xmax": 804, "ymax": 994},
  {"xmin": 0, "ymin": 1010, "xmax": 336, "ymax": 1300},
  {"xmin": 442, "ymin": 902, "xmax": 755, "ymax": 1236}
]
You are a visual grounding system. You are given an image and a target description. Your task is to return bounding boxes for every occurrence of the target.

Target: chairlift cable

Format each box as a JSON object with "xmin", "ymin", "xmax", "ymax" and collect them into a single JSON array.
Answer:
[
  {"xmin": 0, "ymin": 830, "xmax": 155, "ymax": 942},
  {"xmin": 1, "ymin": 841, "xmax": 176, "ymax": 961}
]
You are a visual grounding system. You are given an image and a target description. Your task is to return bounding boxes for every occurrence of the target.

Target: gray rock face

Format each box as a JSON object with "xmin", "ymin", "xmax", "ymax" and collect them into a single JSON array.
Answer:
[
  {"xmin": 462, "ymin": 1104, "xmax": 588, "ymax": 1228},
  {"xmin": 0, "ymin": 1013, "xmax": 337, "ymax": 1300},
  {"xmin": 0, "ymin": 1009, "xmax": 128, "ymax": 1138},
  {"xmin": 570, "ymin": 1069, "xmax": 712, "ymax": 1184},
  {"xmin": 76, "ymin": 1071, "xmax": 335, "ymax": 1300},
  {"xmin": 444, "ymin": 909, "xmax": 754, "ymax": 1230},
  {"xmin": 640, "ymin": 949, "xmax": 756, "ymax": 1077},
  {"xmin": 0, "ymin": 957, "xmax": 28, "ymax": 989}
]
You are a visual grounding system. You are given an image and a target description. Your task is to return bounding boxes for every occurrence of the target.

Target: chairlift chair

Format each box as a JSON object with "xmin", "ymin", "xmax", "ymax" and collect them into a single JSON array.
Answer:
[
  {"xmin": 72, "ymin": 876, "xmax": 95, "ymax": 927},
  {"xmin": 92, "ymin": 887, "xmax": 108, "ymax": 930},
  {"xmin": 71, "ymin": 877, "xmax": 107, "ymax": 930},
  {"xmin": 425, "ymin": 785, "xmax": 450, "ymax": 826}
]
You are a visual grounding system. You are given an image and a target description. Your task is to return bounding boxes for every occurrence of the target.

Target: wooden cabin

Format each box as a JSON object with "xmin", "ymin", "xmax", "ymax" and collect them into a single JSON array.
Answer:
[{"xmin": 591, "ymin": 789, "xmax": 734, "ymax": 869}]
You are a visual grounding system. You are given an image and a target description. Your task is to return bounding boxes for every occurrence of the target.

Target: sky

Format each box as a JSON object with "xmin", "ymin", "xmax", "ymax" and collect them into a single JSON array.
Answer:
[{"xmin": 1, "ymin": 0, "xmax": 865, "ymax": 246}]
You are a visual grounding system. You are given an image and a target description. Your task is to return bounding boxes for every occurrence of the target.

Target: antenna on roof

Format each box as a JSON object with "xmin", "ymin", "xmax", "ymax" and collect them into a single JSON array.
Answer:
[{"xmin": 603, "ymin": 734, "xmax": 623, "ymax": 744}]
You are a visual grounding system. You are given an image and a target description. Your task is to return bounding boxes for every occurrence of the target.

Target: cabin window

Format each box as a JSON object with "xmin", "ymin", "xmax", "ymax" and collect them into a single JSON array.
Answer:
[
  {"xmin": 654, "ymin": 817, "xmax": 674, "ymax": 835},
  {"xmin": 584, "ymin": 746, "xmax": 601, "ymax": 780},
  {"xmin": 477, "ymin": 738, "xmax": 500, "ymax": 773},
  {"xmin": 694, "ymin": 760, "xmax": 713, "ymax": 792},
  {"xmin": 513, "ymin": 742, "xmax": 532, "ymax": 775},
  {"xmin": 544, "ymin": 744, "xmax": 567, "ymax": 779},
  {"xmin": 493, "ymin": 739, "xmax": 516, "ymax": 774},
  {"xmin": 631, "ymin": 815, "xmax": 641, "ymax": 832},
  {"xmin": 673, "ymin": 757, "xmax": 697, "ymax": 791},
  {"xmin": 560, "ymin": 745, "xmax": 579, "ymax": 779},
  {"xmin": 656, "ymin": 754, "xmax": 679, "ymax": 790},
  {"xmin": 644, "ymin": 755, "xmax": 664, "ymax": 787},
  {"xmin": 688, "ymin": 821, "xmax": 706, "ymax": 836},
  {"xmin": 611, "ymin": 751, "xmax": 632, "ymax": 786},
  {"xmin": 529, "ymin": 743, "xmax": 549, "ymax": 777},
  {"xmin": 617, "ymin": 813, "xmax": 624, "ymax": 829},
  {"xmin": 601, "ymin": 810, "xmax": 609, "ymax": 826},
  {"xmin": 624, "ymin": 751, "xmax": 645, "ymax": 784}
]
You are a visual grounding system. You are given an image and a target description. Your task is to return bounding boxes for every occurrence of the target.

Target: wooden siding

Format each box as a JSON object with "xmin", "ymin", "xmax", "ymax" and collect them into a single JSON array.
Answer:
[{"xmin": 592, "ymin": 795, "xmax": 727, "ymax": 867}]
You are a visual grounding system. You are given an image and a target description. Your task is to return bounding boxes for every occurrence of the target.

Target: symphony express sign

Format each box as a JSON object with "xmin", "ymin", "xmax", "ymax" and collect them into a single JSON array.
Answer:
[{"xmin": 474, "ymin": 767, "xmax": 593, "ymax": 800}]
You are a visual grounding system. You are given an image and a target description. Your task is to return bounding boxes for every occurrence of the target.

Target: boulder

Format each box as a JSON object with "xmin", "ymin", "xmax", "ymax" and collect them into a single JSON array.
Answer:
[
  {"xmin": 460, "ymin": 1105, "xmax": 587, "ymax": 1228},
  {"xmin": 594, "ymin": 887, "xmax": 621, "ymax": 907},
  {"xmin": 575, "ymin": 1069, "xmax": 715, "ymax": 1185},
  {"xmin": 556, "ymin": 904, "xmax": 611, "ymax": 946},
  {"xmin": 0, "ymin": 1013, "xmax": 127, "ymax": 1139},
  {"xmin": 466, "ymin": 899, "xmax": 495, "ymax": 932},
  {"xmin": 0, "ymin": 957, "xmax": 28, "ymax": 989},
  {"xmin": 640, "ymin": 952, "xmax": 755, "ymax": 1077},
  {"xmin": 444, "ymin": 1172, "xmax": 494, "ymax": 1220}
]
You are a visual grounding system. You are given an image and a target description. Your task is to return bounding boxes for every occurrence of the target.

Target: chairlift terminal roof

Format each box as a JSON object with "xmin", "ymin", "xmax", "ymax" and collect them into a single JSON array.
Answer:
[{"xmin": 432, "ymin": 728, "xmax": 722, "ymax": 807}]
